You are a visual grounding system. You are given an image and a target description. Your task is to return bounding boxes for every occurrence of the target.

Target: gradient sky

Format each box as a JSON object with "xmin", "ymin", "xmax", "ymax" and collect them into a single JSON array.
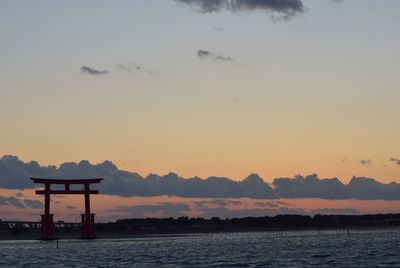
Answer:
[{"xmin": 1, "ymin": 0, "xmax": 400, "ymax": 184}]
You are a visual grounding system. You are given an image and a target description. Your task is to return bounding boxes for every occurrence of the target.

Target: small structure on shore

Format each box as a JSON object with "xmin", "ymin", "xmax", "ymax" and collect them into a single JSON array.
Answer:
[{"xmin": 31, "ymin": 178, "xmax": 103, "ymax": 240}]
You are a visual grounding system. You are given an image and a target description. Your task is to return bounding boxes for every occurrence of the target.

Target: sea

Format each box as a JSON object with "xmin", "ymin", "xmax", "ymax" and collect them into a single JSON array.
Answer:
[{"xmin": 0, "ymin": 229, "xmax": 399, "ymax": 267}]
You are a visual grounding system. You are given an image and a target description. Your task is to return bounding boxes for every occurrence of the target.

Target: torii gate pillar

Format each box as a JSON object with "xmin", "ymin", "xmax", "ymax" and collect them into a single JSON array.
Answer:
[{"xmin": 31, "ymin": 178, "xmax": 103, "ymax": 240}]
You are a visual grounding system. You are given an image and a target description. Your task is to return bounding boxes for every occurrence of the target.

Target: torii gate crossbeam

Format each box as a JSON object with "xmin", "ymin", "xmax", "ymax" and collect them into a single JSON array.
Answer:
[{"xmin": 31, "ymin": 178, "xmax": 103, "ymax": 240}]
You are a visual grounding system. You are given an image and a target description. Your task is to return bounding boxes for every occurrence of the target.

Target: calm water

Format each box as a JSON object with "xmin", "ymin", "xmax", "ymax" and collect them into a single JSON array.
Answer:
[{"xmin": 0, "ymin": 230, "xmax": 399, "ymax": 267}]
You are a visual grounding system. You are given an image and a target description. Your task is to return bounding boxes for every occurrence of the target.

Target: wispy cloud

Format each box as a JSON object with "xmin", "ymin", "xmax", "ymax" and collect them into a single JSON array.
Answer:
[
  {"xmin": 0, "ymin": 194, "xmax": 43, "ymax": 209},
  {"xmin": 0, "ymin": 196, "xmax": 25, "ymax": 209},
  {"xmin": 390, "ymin": 158, "xmax": 400, "ymax": 166},
  {"xmin": 360, "ymin": 159, "xmax": 373, "ymax": 166},
  {"xmin": 23, "ymin": 199, "xmax": 44, "ymax": 209},
  {"xmin": 80, "ymin": 65, "xmax": 110, "ymax": 76},
  {"xmin": 197, "ymin": 49, "xmax": 233, "ymax": 62},
  {"xmin": 114, "ymin": 62, "xmax": 155, "ymax": 75},
  {"xmin": 255, "ymin": 201, "xmax": 288, "ymax": 208},
  {"xmin": 115, "ymin": 202, "xmax": 190, "ymax": 218}
]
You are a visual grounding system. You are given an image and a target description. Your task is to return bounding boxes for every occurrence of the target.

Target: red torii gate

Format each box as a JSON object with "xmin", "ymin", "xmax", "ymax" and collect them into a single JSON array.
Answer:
[{"xmin": 31, "ymin": 178, "xmax": 103, "ymax": 240}]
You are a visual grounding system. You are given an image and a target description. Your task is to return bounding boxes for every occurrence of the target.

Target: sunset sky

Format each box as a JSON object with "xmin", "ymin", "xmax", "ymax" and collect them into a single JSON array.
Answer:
[{"xmin": 1, "ymin": 0, "xmax": 400, "ymax": 221}]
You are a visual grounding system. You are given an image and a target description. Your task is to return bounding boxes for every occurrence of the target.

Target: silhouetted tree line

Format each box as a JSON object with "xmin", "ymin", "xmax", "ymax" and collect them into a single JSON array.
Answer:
[{"xmin": 96, "ymin": 214, "xmax": 400, "ymax": 234}]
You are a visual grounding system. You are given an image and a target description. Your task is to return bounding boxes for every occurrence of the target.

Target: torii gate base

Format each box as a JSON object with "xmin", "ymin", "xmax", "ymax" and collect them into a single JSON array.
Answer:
[
  {"xmin": 31, "ymin": 178, "xmax": 103, "ymax": 240},
  {"xmin": 41, "ymin": 214, "xmax": 55, "ymax": 240}
]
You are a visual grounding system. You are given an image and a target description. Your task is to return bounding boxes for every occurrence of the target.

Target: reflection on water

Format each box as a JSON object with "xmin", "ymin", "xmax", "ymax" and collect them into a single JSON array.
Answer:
[{"xmin": 0, "ymin": 230, "xmax": 399, "ymax": 267}]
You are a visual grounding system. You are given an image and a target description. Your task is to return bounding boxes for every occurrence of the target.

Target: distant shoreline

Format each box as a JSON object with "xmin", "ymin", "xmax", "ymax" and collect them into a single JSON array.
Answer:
[
  {"xmin": 2, "ymin": 213, "xmax": 400, "ymax": 241},
  {"xmin": 1, "ymin": 226, "xmax": 400, "ymax": 241}
]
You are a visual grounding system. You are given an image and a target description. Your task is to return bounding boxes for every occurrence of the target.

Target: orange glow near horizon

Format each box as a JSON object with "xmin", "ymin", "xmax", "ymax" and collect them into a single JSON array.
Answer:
[{"xmin": 1, "ymin": 189, "xmax": 399, "ymax": 222}]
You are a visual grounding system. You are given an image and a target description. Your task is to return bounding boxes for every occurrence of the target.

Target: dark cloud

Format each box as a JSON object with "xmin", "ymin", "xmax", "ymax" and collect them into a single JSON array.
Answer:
[
  {"xmin": 197, "ymin": 50, "xmax": 233, "ymax": 62},
  {"xmin": 347, "ymin": 177, "xmax": 400, "ymax": 200},
  {"xmin": 66, "ymin": 205, "xmax": 77, "ymax": 210},
  {"xmin": 0, "ymin": 156, "xmax": 275, "ymax": 198},
  {"xmin": 390, "ymin": 158, "xmax": 400, "ymax": 166},
  {"xmin": 115, "ymin": 202, "xmax": 190, "ymax": 218},
  {"xmin": 2, "ymin": 155, "xmax": 400, "ymax": 200},
  {"xmin": 0, "ymin": 155, "xmax": 57, "ymax": 189},
  {"xmin": 273, "ymin": 174, "xmax": 400, "ymax": 200},
  {"xmin": 175, "ymin": 0, "xmax": 305, "ymax": 18},
  {"xmin": 360, "ymin": 159, "xmax": 373, "ymax": 166},
  {"xmin": 0, "ymin": 211, "xmax": 12, "ymax": 216},
  {"xmin": 254, "ymin": 201, "xmax": 287, "ymax": 208},
  {"xmin": 80, "ymin": 65, "xmax": 110, "ymax": 76},
  {"xmin": 197, "ymin": 50, "xmax": 211, "ymax": 58},
  {"xmin": 15, "ymin": 192, "xmax": 23, "ymax": 197},
  {"xmin": 273, "ymin": 174, "xmax": 349, "ymax": 199},
  {"xmin": 194, "ymin": 199, "xmax": 243, "ymax": 208},
  {"xmin": 311, "ymin": 208, "xmax": 360, "ymax": 215},
  {"xmin": 23, "ymin": 199, "xmax": 44, "ymax": 209}
]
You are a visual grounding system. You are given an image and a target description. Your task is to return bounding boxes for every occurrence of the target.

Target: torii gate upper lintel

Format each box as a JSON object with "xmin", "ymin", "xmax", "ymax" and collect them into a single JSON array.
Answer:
[{"xmin": 31, "ymin": 178, "xmax": 103, "ymax": 240}]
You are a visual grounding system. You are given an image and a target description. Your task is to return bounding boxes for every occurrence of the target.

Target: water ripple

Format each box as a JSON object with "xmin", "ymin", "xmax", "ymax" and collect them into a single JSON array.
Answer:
[{"xmin": 0, "ymin": 230, "xmax": 400, "ymax": 267}]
